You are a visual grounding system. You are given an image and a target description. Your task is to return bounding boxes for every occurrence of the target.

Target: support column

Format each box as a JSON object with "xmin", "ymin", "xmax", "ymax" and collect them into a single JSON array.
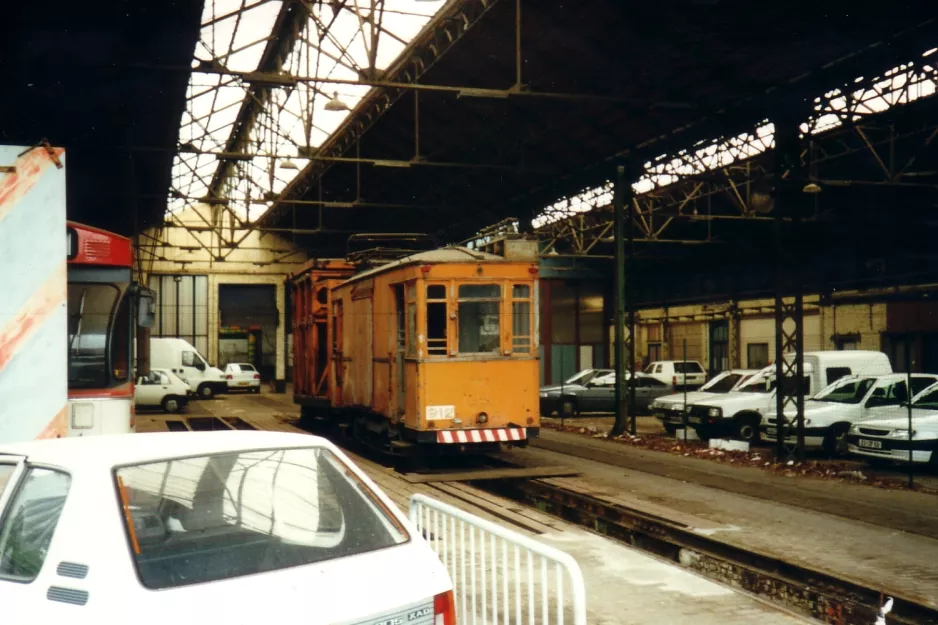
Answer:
[
  {"xmin": 773, "ymin": 111, "xmax": 807, "ymax": 461},
  {"xmin": 612, "ymin": 163, "xmax": 636, "ymax": 437},
  {"xmin": 275, "ymin": 280, "xmax": 286, "ymax": 392}
]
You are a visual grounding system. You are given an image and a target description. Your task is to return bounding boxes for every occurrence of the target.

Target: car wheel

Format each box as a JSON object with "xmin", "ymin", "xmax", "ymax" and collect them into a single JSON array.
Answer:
[
  {"xmin": 735, "ymin": 414, "xmax": 761, "ymax": 444},
  {"xmin": 198, "ymin": 384, "xmax": 214, "ymax": 400},
  {"xmin": 823, "ymin": 423, "xmax": 850, "ymax": 457},
  {"xmin": 162, "ymin": 396, "xmax": 181, "ymax": 414},
  {"xmin": 559, "ymin": 396, "xmax": 578, "ymax": 419},
  {"xmin": 663, "ymin": 424, "xmax": 679, "ymax": 436}
]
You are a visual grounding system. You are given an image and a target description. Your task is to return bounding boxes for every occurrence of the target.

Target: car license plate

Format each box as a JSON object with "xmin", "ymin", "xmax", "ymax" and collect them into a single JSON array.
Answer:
[
  {"xmin": 766, "ymin": 427, "xmax": 777, "ymax": 437},
  {"xmin": 238, "ymin": 381, "xmax": 249, "ymax": 386},
  {"xmin": 859, "ymin": 439, "xmax": 883, "ymax": 449}
]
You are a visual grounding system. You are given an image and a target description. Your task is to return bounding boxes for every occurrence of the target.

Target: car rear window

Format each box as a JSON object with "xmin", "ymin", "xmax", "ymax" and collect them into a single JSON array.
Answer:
[
  {"xmin": 674, "ymin": 362, "xmax": 703, "ymax": 373},
  {"xmin": 114, "ymin": 447, "xmax": 409, "ymax": 589}
]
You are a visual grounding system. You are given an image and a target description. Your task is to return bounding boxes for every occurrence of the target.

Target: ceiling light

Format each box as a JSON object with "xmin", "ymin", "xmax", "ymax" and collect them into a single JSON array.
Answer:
[
  {"xmin": 373, "ymin": 159, "xmax": 411, "ymax": 168},
  {"xmin": 324, "ymin": 92, "xmax": 350, "ymax": 112},
  {"xmin": 802, "ymin": 182, "xmax": 822, "ymax": 194},
  {"xmin": 279, "ymin": 159, "xmax": 299, "ymax": 170}
]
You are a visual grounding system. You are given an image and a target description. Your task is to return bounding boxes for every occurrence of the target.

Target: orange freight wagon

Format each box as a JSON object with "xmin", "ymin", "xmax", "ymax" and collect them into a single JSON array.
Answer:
[
  {"xmin": 290, "ymin": 259, "xmax": 355, "ymax": 408},
  {"xmin": 291, "ymin": 246, "xmax": 541, "ymax": 455}
]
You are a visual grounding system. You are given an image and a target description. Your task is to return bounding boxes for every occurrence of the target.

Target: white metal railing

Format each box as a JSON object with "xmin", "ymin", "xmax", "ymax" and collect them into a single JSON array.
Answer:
[{"xmin": 408, "ymin": 493, "xmax": 587, "ymax": 625}]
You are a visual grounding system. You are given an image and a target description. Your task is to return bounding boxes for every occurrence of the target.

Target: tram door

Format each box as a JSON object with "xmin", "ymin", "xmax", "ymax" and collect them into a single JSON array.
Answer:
[{"xmin": 393, "ymin": 284, "xmax": 406, "ymax": 418}]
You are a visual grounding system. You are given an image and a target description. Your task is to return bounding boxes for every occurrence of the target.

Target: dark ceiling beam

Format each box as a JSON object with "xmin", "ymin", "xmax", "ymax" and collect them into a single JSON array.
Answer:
[
  {"xmin": 487, "ymin": 17, "xmax": 938, "ymax": 228},
  {"xmin": 264, "ymin": 0, "xmax": 504, "ymax": 226}
]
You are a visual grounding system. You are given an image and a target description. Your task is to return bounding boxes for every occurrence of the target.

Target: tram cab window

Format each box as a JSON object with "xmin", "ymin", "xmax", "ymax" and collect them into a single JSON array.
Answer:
[
  {"xmin": 511, "ymin": 284, "xmax": 532, "ymax": 354},
  {"xmin": 457, "ymin": 284, "xmax": 501, "ymax": 354},
  {"xmin": 406, "ymin": 284, "xmax": 417, "ymax": 358},
  {"xmin": 426, "ymin": 285, "xmax": 448, "ymax": 356}
]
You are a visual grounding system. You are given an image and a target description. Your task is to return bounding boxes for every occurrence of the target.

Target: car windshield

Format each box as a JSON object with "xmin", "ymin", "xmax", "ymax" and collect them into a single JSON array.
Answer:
[
  {"xmin": 115, "ymin": 446, "xmax": 408, "ymax": 589},
  {"xmin": 912, "ymin": 386, "xmax": 938, "ymax": 411},
  {"xmin": 700, "ymin": 372, "xmax": 747, "ymax": 393},
  {"xmin": 737, "ymin": 373, "xmax": 776, "ymax": 393},
  {"xmin": 564, "ymin": 370, "xmax": 606, "ymax": 385},
  {"xmin": 812, "ymin": 376, "xmax": 876, "ymax": 404}
]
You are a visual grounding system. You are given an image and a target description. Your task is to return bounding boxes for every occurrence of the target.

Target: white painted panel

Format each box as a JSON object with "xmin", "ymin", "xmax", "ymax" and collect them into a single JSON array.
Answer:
[{"xmin": 0, "ymin": 145, "xmax": 68, "ymax": 441}]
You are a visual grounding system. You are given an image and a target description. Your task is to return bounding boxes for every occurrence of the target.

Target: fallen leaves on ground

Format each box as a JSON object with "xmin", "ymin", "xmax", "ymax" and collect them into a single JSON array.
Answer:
[{"xmin": 539, "ymin": 421, "xmax": 936, "ymax": 494}]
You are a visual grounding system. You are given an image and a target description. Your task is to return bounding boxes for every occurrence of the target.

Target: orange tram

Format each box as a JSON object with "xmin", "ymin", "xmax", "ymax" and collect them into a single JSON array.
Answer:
[{"xmin": 290, "ymin": 246, "xmax": 541, "ymax": 455}]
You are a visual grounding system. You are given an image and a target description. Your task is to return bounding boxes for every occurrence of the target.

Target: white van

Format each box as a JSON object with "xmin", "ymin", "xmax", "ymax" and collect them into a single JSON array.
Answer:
[
  {"xmin": 150, "ymin": 338, "xmax": 228, "ymax": 399},
  {"xmin": 686, "ymin": 351, "xmax": 892, "ymax": 442}
]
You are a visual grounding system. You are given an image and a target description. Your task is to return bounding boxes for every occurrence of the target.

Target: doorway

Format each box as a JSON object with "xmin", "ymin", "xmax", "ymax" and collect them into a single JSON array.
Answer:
[{"xmin": 709, "ymin": 320, "xmax": 729, "ymax": 376}]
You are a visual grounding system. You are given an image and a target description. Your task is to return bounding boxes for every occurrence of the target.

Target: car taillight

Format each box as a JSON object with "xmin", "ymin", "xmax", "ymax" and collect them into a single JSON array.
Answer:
[
  {"xmin": 434, "ymin": 591, "xmax": 455, "ymax": 625},
  {"xmin": 225, "ymin": 374, "xmax": 233, "ymax": 380},
  {"xmin": 253, "ymin": 373, "xmax": 260, "ymax": 380},
  {"xmin": 672, "ymin": 375, "xmax": 677, "ymax": 387}
]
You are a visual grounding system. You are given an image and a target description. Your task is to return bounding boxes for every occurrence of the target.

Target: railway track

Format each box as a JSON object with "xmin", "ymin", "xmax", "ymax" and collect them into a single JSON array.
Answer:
[{"xmin": 475, "ymin": 476, "xmax": 936, "ymax": 625}]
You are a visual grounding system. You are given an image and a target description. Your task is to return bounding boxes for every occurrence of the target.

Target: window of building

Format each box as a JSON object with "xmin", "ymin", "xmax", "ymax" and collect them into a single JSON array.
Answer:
[
  {"xmin": 426, "ymin": 285, "xmax": 448, "ymax": 356},
  {"xmin": 0, "ymin": 468, "xmax": 71, "ymax": 582},
  {"xmin": 747, "ymin": 343, "xmax": 769, "ymax": 369},
  {"xmin": 457, "ymin": 284, "xmax": 501, "ymax": 354},
  {"xmin": 406, "ymin": 284, "xmax": 417, "ymax": 358},
  {"xmin": 511, "ymin": 284, "xmax": 532, "ymax": 354}
]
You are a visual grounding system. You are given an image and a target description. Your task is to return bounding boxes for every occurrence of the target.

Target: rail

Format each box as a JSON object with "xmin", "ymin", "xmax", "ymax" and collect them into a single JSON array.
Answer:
[{"xmin": 408, "ymin": 493, "xmax": 587, "ymax": 625}]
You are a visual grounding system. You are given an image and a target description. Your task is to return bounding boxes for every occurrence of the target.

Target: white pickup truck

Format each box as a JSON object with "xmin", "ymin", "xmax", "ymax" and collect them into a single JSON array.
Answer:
[
  {"xmin": 685, "ymin": 351, "xmax": 893, "ymax": 443},
  {"xmin": 762, "ymin": 372, "xmax": 938, "ymax": 455},
  {"xmin": 651, "ymin": 369, "xmax": 758, "ymax": 434}
]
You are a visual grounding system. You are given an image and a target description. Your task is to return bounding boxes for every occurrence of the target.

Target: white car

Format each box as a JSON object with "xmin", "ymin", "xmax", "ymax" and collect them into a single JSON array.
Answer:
[
  {"xmin": 847, "ymin": 381, "xmax": 938, "ymax": 467},
  {"xmin": 134, "ymin": 368, "xmax": 190, "ymax": 414},
  {"xmin": 651, "ymin": 369, "xmax": 758, "ymax": 433},
  {"xmin": 225, "ymin": 363, "xmax": 262, "ymax": 393},
  {"xmin": 0, "ymin": 431, "xmax": 454, "ymax": 624},
  {"xmin": 762, "ymin": 373, "xmax": 938, "ymax": 455},
  {"xmin": 644, "ymin": 360, "xmax": 708, "ymax": 390}
]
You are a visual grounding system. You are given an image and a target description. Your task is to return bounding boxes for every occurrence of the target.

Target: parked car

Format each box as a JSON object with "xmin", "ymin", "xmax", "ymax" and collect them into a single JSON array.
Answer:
[
  {"xmin": 846, "ymin": 381, "xmax": 938, "ymax": 468},
  {"xmin": 134, "ymin": 368, "xmax": 190, "ymax": 414},
  {"xmin": 542, "ymin": 371, "xmax": 672, "ymax": 416},
  {"xmin": 225, "ymin": 362, "xmax": 262, "ymax": 393},
  {"xmin": 644, "ymin": 360, "xmax": 708, "ymax": 390},
  {"xmin": 539, "ymin": 368, "xmax": 613, "ymax": 415},
  {"xmin": 651, "ymin": 369, "xmax": 759, "ymax": 434},
  {"xmin": 0, "ymin": 431, "xmax": 455, "ymax": 623},
  {"xmin": 762, "ymin": 372, "xmax": 938, "ymax": 455},
  {"xmin": 686, "ymin": 350, "xmax": 893, "ymax": 443}
]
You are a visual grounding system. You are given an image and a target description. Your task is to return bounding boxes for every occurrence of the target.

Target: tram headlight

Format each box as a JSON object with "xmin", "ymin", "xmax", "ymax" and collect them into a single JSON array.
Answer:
[
  {"xmin": 71, "ymin": 402, "xmax": 95, "ymax": 429},
  {"xmin": 477, "ymin": 412, "xmax": 489, "ymax": 424}
]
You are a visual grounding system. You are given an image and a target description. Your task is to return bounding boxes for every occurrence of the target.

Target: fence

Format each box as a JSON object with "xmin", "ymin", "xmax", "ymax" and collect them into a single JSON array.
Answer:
[{"xmin": 408, "ymin": 493, "xmax": 587, "ymax": 625}]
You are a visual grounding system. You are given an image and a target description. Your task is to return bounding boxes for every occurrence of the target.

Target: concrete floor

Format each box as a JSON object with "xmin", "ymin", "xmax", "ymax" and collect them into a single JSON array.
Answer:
[
  {"xmin": 151, "ymin": 391, "xmax": 820, "ymax": 625},
  {"xmin": 503, "ymin": 430, "xmax": 938, "ymax": 610}
]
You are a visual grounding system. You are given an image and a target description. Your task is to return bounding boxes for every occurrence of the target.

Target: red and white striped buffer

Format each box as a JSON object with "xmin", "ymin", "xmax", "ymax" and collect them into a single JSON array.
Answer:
[
  {"xmin": 436, "ymin": 428, "xmax": 528, "ymax": 444},
  {"xmin": 0, "ymin": 145, "xmax": 68, "ymax": 441}
]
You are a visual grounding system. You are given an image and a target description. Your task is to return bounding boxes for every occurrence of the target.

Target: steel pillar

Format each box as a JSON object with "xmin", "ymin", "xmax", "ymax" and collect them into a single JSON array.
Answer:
[
  {"xmin": 612, "ymin": 164, "xmax": 628, "ymax": 436},
  {"xmin": 773, "ymin": 113, "xmax": 807, "ymax": 462}
]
